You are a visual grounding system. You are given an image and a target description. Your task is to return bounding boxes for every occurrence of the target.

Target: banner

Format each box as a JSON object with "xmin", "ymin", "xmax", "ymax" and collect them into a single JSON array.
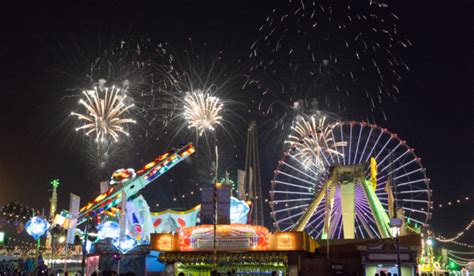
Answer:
[
  {"xmin": 151, "ymin": 206, "xmax": 200, "ymax": 233},
  {"xmin": 66, "ymin": 193, "xmax": 80, "ymax": 244}
]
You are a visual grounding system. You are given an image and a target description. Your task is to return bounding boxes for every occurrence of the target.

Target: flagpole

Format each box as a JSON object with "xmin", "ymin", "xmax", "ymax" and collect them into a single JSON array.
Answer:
[{"xmin": 63, "ymin": 233, "xmax": 68, "ymax": 274}]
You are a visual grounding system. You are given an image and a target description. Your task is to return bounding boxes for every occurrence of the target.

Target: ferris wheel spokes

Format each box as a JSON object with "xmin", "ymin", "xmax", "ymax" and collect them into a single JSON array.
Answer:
[{"xmin": 271, "ymin": 119, "xmax": 431, "ymax": 240}]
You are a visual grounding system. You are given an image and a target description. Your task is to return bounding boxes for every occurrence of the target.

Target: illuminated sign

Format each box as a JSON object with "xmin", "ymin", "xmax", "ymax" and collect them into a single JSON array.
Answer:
[
  {"xmin": 97, "ymin": 221, "xmax": 121, "ymax": 240},
  {"xmin": 179, "ymin": 224, "xmax": 270, "ymax": 251},
  {"xmin": 113, "ymin": 235, "xmax": 138, "ymax": 253},
  {"xmin": 276, "ymin": 233, "xmax": 294, "ymax": 250},
  {"xmin": 155, "ymin": 233, "xmax": 176, "ymax": 251},
  {"xmin": 25, "ymin": 216, "xmax": 50, "ymax": 240},
  {"xmin": 0, "ymin": 232, "xmax": 5, "ymax": 244},
  {"xmin": 271, "ymin": 232, "xmax": 318, "ymax": 252},
  {"xmin": 230, "ymin": 197, "xmax": 250, "ymax": 224},
  {"xmin": 151, "ymin": 228, "xmax": 318, "ymax": 253}
]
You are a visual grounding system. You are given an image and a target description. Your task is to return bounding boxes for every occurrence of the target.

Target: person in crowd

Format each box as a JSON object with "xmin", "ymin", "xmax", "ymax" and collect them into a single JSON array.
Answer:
[
  {"xmin": 25, "ymin": 258, "xmax": 34, "ymax": 274},
  {"xmin": 0, "ymin": 260, "xmax": 6, "ymax": 275},
  {"xmin": 35, "ymin": 260, "xmax": 48, "ymax": 276}
]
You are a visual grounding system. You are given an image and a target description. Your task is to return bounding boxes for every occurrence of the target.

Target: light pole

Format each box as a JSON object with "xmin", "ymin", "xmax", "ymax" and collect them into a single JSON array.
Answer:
[
  {"xmin": 212, "ymin": 137, "xmax": 219, "ymax": 276},
  {"xmin": 390, "ymin": 153, "xmax": 402, "ymax": 276},
  {"xmin": 81, "ymin": 217, "xmax": 90, "ymax": 276},
  {"xmin": 25, "ymin": 216, "xmax": 50, "ymax": 270}
]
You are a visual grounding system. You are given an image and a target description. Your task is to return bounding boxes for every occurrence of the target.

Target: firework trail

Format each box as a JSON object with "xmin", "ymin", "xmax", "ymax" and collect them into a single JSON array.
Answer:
[{"xmin": 250, "ymin": 0, "xmax": 411, "ymax": 119}]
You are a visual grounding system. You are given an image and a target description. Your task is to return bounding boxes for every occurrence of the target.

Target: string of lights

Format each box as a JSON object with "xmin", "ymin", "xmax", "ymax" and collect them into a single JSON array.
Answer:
[
  {"xmin": 432, "ymin": 196, "xmax": 470, "ymax": 209},
  {"xmin": 450, "ymin": 258, "xmax": 471, "ymax": 267},
  {"xmin": 448, "ymin": 252, "xmax": 474, "ymax": 262},
  {"xmin": 153, "ymin": 181, "xmax": 201, "ymax": 208},
  {"xmin": 152, "ymin": 179, "xmax": 269, "ymax": 208},
  {"xmin": 7, "ymin": 238, "xmax": 45, "ymax": 249},
  {"xmin": 444, "ymin": 240, "xmax": 474, "ymax": 249},
  {"xmin": 0, "ymin": 246, "xmax": 81, "ymax": 259},
  {"xmin": 435, "ymin": 219, "xmax": 474, "ymax": 242},
  {"xmin": 448, "ymin": 250, "xmax": 474, "ymax": 255}
]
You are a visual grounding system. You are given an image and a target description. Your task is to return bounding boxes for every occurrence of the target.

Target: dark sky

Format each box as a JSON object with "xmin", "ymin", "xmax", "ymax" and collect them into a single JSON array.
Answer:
[{"xmin": 0, "ymin": 0, "xmax": 472, "ymax": 242}]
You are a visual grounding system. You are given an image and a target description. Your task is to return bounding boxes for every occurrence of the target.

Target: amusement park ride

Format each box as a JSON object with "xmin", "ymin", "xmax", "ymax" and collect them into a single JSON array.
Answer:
[
  {"xmin": 271, "ymin": 121, "xmax": 432, "ymax": 240},
  {"xmin": 76, "ymin": 142, "xmax": 196, "ymax": 244},
  {"xmin": 2, "ymin": 119, "xmax": 472, "ymax": 275}
]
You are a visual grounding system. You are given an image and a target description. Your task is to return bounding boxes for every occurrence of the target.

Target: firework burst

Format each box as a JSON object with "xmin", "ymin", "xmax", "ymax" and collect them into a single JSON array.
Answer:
[
  {"xmin": 146, "ymin": 40, "xmax": 254, "ymax": 145},
  {"xmin": 250, "ymin": 0, "xmax": 411, "ymax": 118},
  {"xmin": 285, "ymin": 115, "xmax": 346, "ymax": 173},
  {"xmin": 183, "ymin": 89, "xmax": 223, "ymax": 136},
  {"xmin": 71, "ymin": 85, "xmax": 136, "ymax": 143}
]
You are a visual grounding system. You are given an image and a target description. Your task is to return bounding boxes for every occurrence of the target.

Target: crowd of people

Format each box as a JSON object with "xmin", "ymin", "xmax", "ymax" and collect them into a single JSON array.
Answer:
[
  {"xmin": 0, "ymin": 258, "xmax": 69, "ymax": 276},
  {"xmin": 0, "ymin": 258, "xmax": 37, "ymax": 275}
]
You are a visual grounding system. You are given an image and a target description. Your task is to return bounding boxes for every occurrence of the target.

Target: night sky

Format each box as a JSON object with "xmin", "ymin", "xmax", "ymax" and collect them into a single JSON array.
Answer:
[{"xmin": 0, "ymin": 0, "xmax": 472, "ymax": 243}]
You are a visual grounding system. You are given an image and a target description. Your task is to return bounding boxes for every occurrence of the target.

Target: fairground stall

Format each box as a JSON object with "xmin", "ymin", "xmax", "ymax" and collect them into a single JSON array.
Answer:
[{"xmin": 151, "ymin": 225, "xmax": 318, "ymax": 275}]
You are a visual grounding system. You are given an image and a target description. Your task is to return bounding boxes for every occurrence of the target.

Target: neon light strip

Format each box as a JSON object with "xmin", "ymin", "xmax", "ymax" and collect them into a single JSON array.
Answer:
[
  {"xmin": 374, "ymin": 136, "xmax": 392, "ymax": 161},
  {"xmin": 358, "ymin": 126, "xmax": 374, "ymax": 164},
  {"xmin": 340, "ymin": 123, "xmax": 346, "ymax": 165},
  {"xmin": 353, "ymin": 124, "xmax": 363, "ymax": 164},
  {"xmin": 273, "ymin": 180, "xmax": 313, "ymax": 190},
  {"xmin": 365, "ymin": 130, "xmax": 384, "ymax": 162},
  {"xmin": 376, "ymin": 141, "xmax": 402, "ymax": 167},
  {"xmin": 272, "ymin": 203, "xmax": 309, "ymax": 215},
  {"xmin": 348, "ymin": 123, "xmax": 353, "ymax": 165},
  {"xmin": 271, "ymin": 198, "xmax": 313, "ymax": 204},
  {"xmin": 281, "ymin": 160, "xmax": 319, "ymax": 182},
  {"xmin": 275, "ymin": 170, "xmax": 317, "ymax": 186}
]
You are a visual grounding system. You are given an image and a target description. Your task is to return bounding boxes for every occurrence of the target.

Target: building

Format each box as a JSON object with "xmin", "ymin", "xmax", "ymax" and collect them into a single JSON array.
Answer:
[{"xmin": 301, "ymin": 234, "xmax": 421, "ymax": 276}]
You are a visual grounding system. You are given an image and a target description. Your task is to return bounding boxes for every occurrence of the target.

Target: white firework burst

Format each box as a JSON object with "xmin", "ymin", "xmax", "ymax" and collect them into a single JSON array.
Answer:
[
  {"xmin": 285, "ymin": 116, "xmax": 346, "ymax": 173},
  {"xmin": 71, "ymin": 86, "xmax": 136, "ymax": 143},
  {"xmin": 183, "ymin": 90, "xmax": 223, "ymax": 136}
]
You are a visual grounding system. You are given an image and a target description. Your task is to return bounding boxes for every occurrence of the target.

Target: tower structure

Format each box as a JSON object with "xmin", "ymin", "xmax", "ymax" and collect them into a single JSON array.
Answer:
[
  {"xmin": 244, "ymin": 121, "xmax": 264, "ymax": 226},
  {"xmin": 46, "ymin": 179, "xmax": 60, "ymax": 248}
]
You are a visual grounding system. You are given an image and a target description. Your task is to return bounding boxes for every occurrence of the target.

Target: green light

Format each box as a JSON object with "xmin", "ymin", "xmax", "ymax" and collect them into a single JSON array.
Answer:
[
  {"xmin": 51, "ymin": 179, "xmax": 60, "ymax": 188},
  {"xmin": 0, "ymin": 232, "xmax": 5, "ymax": 244},
  {"xmin": 449, "ymin": 260, "xmax": 458, "ymax": 270}
]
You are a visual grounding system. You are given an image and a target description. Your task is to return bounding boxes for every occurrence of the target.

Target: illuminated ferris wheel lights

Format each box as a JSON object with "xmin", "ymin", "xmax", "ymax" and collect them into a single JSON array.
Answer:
[{"xmin": 271, "ymin": 120, "xmax": 431, "ymax": 239}]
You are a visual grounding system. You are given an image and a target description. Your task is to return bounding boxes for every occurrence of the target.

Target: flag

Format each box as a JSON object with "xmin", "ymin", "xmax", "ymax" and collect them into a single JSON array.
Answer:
[{"xmin": 66, "ymin": 193, "xmax": 80, "ymax": 244}]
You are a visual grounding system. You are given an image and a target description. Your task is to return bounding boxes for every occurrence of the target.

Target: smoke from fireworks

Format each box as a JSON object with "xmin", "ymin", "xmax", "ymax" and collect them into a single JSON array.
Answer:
[
  {"xmin": 71, "ymin": 84, "xmax": 136, "ymax": 143},
  {"xmin": 285, "ymin": 115, "xmax": 346, "ymax": 173},
  {"xmin": 183, "ymin": 90, "xmax": 223, "ymax": 136}
]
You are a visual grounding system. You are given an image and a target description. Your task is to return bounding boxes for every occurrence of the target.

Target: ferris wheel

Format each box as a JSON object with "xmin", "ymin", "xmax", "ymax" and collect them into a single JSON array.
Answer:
[{"xmin": 270, "ymin": 117, "xmax": 432, "ymax": 239}]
